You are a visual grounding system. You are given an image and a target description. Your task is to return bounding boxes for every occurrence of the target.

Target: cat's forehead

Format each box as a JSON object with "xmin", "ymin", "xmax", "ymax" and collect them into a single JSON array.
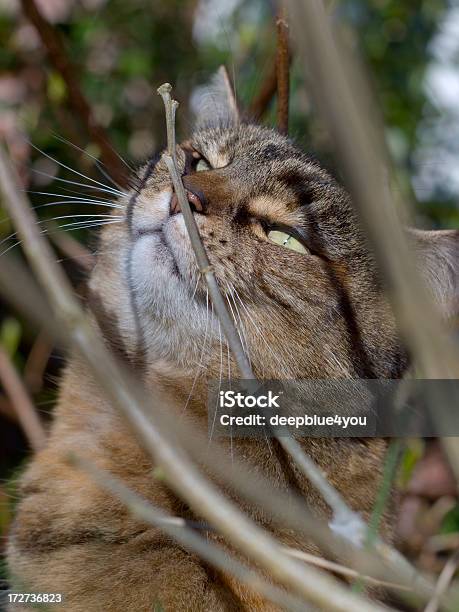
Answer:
[{"xmin": 191, "ymin": 123, "xmax": 309, "ymax": 170}]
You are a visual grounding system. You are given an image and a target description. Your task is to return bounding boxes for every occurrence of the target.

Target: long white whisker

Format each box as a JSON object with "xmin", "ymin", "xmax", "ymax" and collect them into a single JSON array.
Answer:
[
  {"xmin": 30, "ymin": 169, "xmax": 125, "ymax": 199},
  {"xmin": 33, "ymin": 201, "xmax": 122, "ymax": 211},
  {"xmin": 232, "ymin": 288, "xmax": 284, "ymax": 373},
  {"xmin": 52, "ymin": 134, "xmax": 131, "ymax": 192},
  {"xmin": 56, "ymin": 219, "xmax": 122, "ymax": 231},
  {"xmin": 26, "ymin": 190, "xmax": 114, "ymax": 201},
  {"xmin": 27, "ymin": 191, "xmax": 122, "ymax": 207},
  {"xmin": 208, "ymin": 306, "xmax": 223, "ymax": 446},
  {"xmin": 181, "ymin": 289, "xmax": 211, "ymax": 417},
  {"xmin": 29, "ymin": 143, "xmax": 126, "ymax": 196},
  {"xmin": 225, "ymin": 288, "xmax": 250, "ymax": 364}
]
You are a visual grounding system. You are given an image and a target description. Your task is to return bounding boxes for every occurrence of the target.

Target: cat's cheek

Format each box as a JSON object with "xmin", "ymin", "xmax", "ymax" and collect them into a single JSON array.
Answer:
[
  {"xmin": 130, "ymin": 188, "xmax": 172, "ymax": 234},
  {"xmin": 162, "ymin": 215, "xmax": 198, "ymax": 282},
  {"xmin": 128, "ymin": 233, "xmax": 184, "ymax": 303}
]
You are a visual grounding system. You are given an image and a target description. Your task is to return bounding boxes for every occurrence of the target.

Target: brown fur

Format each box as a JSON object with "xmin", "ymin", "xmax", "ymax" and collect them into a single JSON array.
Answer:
[{"xmin": 7, "ymin": 115, "xmax": 459, "ymax": 610}]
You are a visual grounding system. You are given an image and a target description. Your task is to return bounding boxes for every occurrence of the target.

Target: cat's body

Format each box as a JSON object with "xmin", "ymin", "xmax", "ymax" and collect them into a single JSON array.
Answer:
[{"xmin": 7, "ymin": 111, "xmax": 459, "ymax": 610}]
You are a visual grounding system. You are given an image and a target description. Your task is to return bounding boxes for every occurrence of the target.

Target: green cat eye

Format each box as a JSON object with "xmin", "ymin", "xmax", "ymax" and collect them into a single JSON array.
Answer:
[
  {"xmin": 196, "ymin": 158, "xmax": 210, "ymax": 172},
  {"xmin": 267, "ymin": 230, "xmax": 307, "ymax": 254}
]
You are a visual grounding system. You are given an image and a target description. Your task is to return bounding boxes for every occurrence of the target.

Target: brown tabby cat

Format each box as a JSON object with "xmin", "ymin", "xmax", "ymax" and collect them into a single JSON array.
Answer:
[{"xmin": 6, "ymin": 84, "xmax": 459, "ymax": 611}]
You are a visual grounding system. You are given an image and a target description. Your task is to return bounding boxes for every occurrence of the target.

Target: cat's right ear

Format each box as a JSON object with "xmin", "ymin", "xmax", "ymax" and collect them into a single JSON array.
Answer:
[
  {"xmin": 410, "ymin": 228, "xmax": 459, "ymax": 317},
  {"xmin": 191, "ymin": 65, "xmax": 240, "ymax": 128}
]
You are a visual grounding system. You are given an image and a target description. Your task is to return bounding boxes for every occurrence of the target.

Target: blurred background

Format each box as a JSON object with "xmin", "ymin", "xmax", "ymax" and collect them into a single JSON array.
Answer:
[{"xmin": 1, "ymin": 0, "xmax": 459, "ymax": 586}]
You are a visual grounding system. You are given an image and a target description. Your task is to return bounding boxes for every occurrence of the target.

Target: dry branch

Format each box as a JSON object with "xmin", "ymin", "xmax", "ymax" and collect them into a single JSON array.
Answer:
[
  {"xmin": 276, "ymin": 4, "xmax": 290, "ymax": 135},
  {"xmin": 0, "ymin": 140, "xmax": 393, "ymax": 612},
  {"xmin": 285, "ymin": 0, "xmax": 459, "ymax": 483},
  {"xmin": 157, "ymin": 84, "xmax": 253, "ymax": 378},
  {"xmin": 425, "ymin": 551, "xmax": 459, "ymax": 612},
  {"xmin": 0, "ymin": 346, "xmax": 46, "ymax": 451},
  {"xmin": 0, "ymin": 247, "xmax": 437, "ymax": 607},
  {"xmin": 20, "ymin": 0, "xmax": 127, "ymax": 188},
  {"xmin": 71, "ymin": 454, "xmax": 308, "ymax": 612},
  {"xmin": 23, "ymin": 331, "xmax": 53, "ymax": 394}
]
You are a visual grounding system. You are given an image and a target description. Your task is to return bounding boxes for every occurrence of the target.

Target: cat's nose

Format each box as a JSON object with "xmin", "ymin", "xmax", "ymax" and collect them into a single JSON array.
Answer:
[{"xmin": 170, "ymin": 187, "xmax": 205, "ymax": 216}]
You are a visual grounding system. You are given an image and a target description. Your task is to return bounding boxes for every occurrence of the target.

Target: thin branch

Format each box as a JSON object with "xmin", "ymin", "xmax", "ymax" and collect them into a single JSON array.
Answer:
[
  {"xmin": 283, "ymin": 547, "xmax": 413, "ymax": 593},
  {"xmin": 19, "ymin": 0, "xmax": 127, "ymax": 188},
  {"xmin": 284, "ymin": 0, "xmax": 459, "ymax": 482},
  {"xmin": 70, "ymin": 454, "xmax": 308, "ymax": 612},
  {"xmin": 1, "ymin": 256, "xmax": 431, "ymax": 606},
  {"xmin": 425, "ymin": 551, "xmax": 459, "ymax": 612},
  {"xmin": 0, "ymin": 140, "xmax": 391, "ymax": 612},
  {"xmin": 276, "ymin": 4, "xmax": 290, "ymax": 135},
  {"xmin": 23, "ymin": 331, "xmax": 53, "ymax": 394},
  {"xmin": 0, "ymin": 346, "xmax": 46, "ymax": 451},
  {"xmin": 157, "ymin": 84, "xmax": 253, "ymax": 379}
]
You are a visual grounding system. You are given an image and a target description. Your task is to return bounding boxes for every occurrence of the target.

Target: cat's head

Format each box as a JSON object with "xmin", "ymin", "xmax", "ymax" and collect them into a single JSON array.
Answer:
[{"xmin": 88, "ymin": 79, "xmax": 459, "ymax": 387}]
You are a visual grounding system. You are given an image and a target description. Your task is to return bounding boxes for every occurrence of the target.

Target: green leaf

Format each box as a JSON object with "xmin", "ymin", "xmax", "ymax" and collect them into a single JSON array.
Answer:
[
  {"xmin": 0, "ymin": 317, "xmax": 21, "ymax": 357},
  {"xmin": 47, "ymin": 72, "xmax": 67, "ymax": 104}
]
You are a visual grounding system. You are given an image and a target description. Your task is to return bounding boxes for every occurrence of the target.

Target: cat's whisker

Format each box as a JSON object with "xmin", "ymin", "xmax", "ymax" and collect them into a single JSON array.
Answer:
[
  {"xmin": 41, "ymin": 214, "xmax": 122, "ymax": 224},
  {"xmin": 29, "ymin": 143, "xmax": 127, "ymax": 197},
  {"xmin": 26, "ymin": 190, "xmax": 117, "ymax": 203},
  {"xmin": 232, "ymin": 288, "xmax": 285, "ymax": 373},
  {"xmin": 34, "ymin": 200, "xmax": 122, "ymax": 211},
  {"xmin": 190, "ymin": 273, "xmax": 200, "ymax": 302},
  {"xmin": 26, "ymin": 191, "xmax": 123, "ymax": 208},
  {"xmin": 0, "ymin": 219, "xmax": 123, "ymax": 259},
  {"xmin": 225, "ymin": 338, "xmax": 234, "ymax": 465},
  {"xmin": 30, "ymin": 169, "xmax": 126, "ymax": 199},
  {"xmin": 52, "ymin": 134, "xmax": 133, "ymax": 192},
  {"xmin": 56, "ymin": 219, "xmax": 123, "ymax": 232},
  {"xmin": 0, "ymin": 216, "xmax": 121, "ymax": 257},
  {"xmin": 208, "ymin": 308, "xmax": 223, "ymax": 447},
  {"xmin": 226, "ymin": 284, "xmax": 251, "ymax": 366},
  {"xmin": 225, "ymin": 291, "xmax": 250, "ymax": 365},
  {"xmin": 181, "ymin": 289, "xmax": 211, "ymax": 417},
  {"xmin": 31, "ymin": 182, "xmax": 120, "ymax": 202}
]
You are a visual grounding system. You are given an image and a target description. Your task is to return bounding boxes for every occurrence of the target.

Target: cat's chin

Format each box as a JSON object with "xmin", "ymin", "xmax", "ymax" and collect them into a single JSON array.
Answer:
[{"xmin": 128, "ymin": 229, "xmax": 202, "ymax": 320}]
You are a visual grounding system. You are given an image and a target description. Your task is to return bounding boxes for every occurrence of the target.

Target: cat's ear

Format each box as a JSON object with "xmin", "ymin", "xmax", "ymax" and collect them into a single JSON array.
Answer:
[
  {"xmin": 191, "ymin": 65, "xmax": 240, "ymax": 127},
  {"xmin": 409, "ymin": 229, "xmax": 459, "ymax": 316}
]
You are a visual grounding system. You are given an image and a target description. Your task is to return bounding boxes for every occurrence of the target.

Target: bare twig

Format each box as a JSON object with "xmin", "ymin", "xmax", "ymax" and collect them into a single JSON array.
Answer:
[
  {"xmin": 71, "ymin": 454, "xmax": 309, "ymax": 612},
  {"xmin": 276, "ymin": 4, "xmax": 290, "ymax": 135},
  {"xmin": 0, "ymin": 346, "xmax": 46, "ymax": 451},
  {"xmin": 19, "ymin": 0, "xmax": 127, "ymax": 188},
  {"xmin": 23, "ymin": 331, "xmax": 53, "ymax": 394},
  {"xmin": 284, "ymin": 0, "xmax": 459, "ymax": 485},
  {"xmin": 283, "ymin": 547, "xmax": 413, "ymax": 593},
  {"xmin": 157, "ymin": 84, "xmax": 253, "ymax": 379},
  {"xmin": 0, "ymin": 140, "xmax": 391, "ymax": 612},
  {"xmin": 425, "ymin": 551, "xmax": 459, "ymax": 612}
]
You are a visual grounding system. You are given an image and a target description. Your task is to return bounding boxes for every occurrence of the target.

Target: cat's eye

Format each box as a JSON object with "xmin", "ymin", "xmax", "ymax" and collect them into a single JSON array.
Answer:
[
  {"xmin": 267, "ymin": 230, "xmax": 308, "ymax": 254},
  {"xmin": 196, "ymin": 158, "xmax": 210, "ymax": 172}
]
